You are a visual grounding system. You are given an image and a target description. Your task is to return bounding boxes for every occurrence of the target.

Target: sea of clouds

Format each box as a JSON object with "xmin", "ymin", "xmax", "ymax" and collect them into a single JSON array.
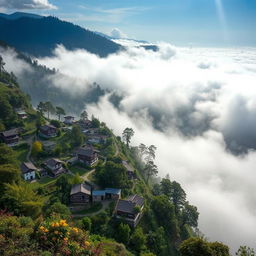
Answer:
[{"xmin": 3, "ymin": 41, "xmax": 256, "ymax": 253}]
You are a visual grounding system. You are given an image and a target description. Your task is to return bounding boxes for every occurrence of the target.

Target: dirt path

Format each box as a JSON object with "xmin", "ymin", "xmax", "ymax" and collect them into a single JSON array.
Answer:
[
  {"xmin": 71, "ymin": 200, "xmax": 111, "ymax": 218},
  {"xmin": 114, "ymin": 139, "xmax": 119, "ymax": 157},
  {"xmin": 25, "ymin": 135, "xmax": 35, "ymax": 162},
  {"xmin": 81, "ymin": 169, "xmax": 100, "ymax": 189}
]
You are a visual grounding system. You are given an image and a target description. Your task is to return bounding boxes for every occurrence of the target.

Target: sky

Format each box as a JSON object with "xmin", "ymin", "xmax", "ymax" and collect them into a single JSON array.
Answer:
[{"xmin": 0, "ymin": 0, "xmax": 256, "ymax": 46}]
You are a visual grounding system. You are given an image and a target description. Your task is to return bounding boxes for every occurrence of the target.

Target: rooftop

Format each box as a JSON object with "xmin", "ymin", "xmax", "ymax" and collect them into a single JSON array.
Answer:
[
  {"xmin": 1, "ymin": 128, "xmax": 19, "ymax": 137},
  {"xmin": 92, "ymin": 190, "xmax": 106, "ymax": 196},
  {"xmin": 21, "ymin": 162, "xmax": 37, "ymax": 173},
  {"xmin": 105, "ymin": 188, "xmax": 121, "ymax": 195},
  {"xmin": 70, "ymin": 183, "xmax": 91, "ymax": 195}
]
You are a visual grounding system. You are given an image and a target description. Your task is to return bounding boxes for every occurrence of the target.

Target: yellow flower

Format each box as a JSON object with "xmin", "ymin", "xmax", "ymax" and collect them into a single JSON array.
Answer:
[
  {"xmin": 72, "ymin": 227, "xmax": 78, "ymax": 233},
  {"xmin": 39, "ymin": 226, "xmax": 45, "ymax": 230},
  {"xmin": 44, "ymin": 229, "xmax": 49, "ymax": 233},
  {"xmin": 84, "ymin": 241, "xmax": 90, "ymax": 247},
  {"xmin": 51, "ymin": 223, "xmax": 56, "ymax": 228},
  {"xmin": 64, "ymin": 237, "xmax": 68, "ymax": 242},
  {"xmin": 55, "ymin": 223, "xmax": 60, "ymax": 227}
]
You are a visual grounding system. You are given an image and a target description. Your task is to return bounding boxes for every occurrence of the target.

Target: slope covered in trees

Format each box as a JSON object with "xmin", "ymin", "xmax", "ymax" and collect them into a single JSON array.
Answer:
[{"xmin": 0, "ymin": 15, "xmax": 122, "ymax": 57}]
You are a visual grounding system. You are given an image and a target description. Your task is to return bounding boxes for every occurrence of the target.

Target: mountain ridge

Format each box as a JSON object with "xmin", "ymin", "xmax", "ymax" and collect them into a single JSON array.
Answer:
[{"xmin": 0, "ymin": 15, "xmax": 122, "ymax": 57}]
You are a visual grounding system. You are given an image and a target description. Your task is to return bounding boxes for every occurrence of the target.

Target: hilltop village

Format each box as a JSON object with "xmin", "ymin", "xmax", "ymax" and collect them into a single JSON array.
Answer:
[{"xmin": 0, "ymin": 65, "xmax": 233, "ymax": 256}]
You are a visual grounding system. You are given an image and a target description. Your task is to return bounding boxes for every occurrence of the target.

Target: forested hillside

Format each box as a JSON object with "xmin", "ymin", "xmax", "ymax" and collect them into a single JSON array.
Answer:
[
  {"xmin": 0, "ymin": 64, "xmax": 252, "ymax": 255},
  {"xmin": 0, "ymin": 15, "xmax": 122, "ymax": 57}
]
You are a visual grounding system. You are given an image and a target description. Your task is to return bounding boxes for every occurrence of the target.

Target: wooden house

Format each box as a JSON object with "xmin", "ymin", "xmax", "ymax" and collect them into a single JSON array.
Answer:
[
  {"xmin": 76, "ymin": 147, "xmax": 98, "ymax": 166},
  {"xmin": 70, "ymin": 183, "xmax": 92, "ymax": 204},
  {"xmin": 114, "ymin": 194, "xmax": 144, "ymax": 227},
  {"xmin": 44, "ymin": 158, "xmax": 66, "ymax": 177},
  {"xmin": 64, "ymin": 116, "xmax": 75, "ymax": 125},
  {"xmin": 39, "ymin": 124, "xmax": 57, "ymax": 139},
  {"xmin": 21, "ymin": 162, "xmax": 37, "ymax": 181},
  {"xmin": 0, "ymin": 128, "xmax": 19, "ymax": 146}
]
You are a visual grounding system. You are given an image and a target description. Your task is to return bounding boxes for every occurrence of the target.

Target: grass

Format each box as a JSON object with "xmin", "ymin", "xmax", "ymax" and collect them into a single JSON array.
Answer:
[
  {"xmin": 73, "ymin": 202, "xmax": 103, "ymax": 215},
  {"xmin": 69, "ymin": 165, "xmax": 89, "ymax": 176},
  {"xmin": 14, "ymin": 143, "xmax": 30, "ymax": 164}
]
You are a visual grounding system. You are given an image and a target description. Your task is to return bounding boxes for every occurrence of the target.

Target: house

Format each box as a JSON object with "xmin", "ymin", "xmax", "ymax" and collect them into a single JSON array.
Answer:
[
  {"xmin": 64, "ymin": 116, "xmax": 75, "ymax": 125},
  {"xmin": 42, "ymin": 141, "xmax": 56, "ymax": 152},
  {"xmin": 70, "ymin": 183, "xmax": 92, "ymax": 204},
  {"xmin": 0, "ymin": 128, "xmax": 19, "ymax": 146},
  {"xmin": 44, "ymin": 158, "xmax": 66, "ymax": 177},
  {"xmin": 39, "ymin": 124, "xmax": 57, "ymax": 139},
  {"xmin": 16, "ymin": 110, "xmax": 28, "ymax": 119},
  {"xmin": 87, "ymin": 135, "xmax": 108, "ymax": 145},
  {"xmin": 122, "ymin": 160, "xmax": 136, "ymax": 180},
  {"xmin": 114, "ymin": 194, "xmax": 144, "ymax": 227},
  {"xmin": 105, "ymin": 188, "xmax": 121, "ymax": 200},
  {"xmin": 92, "ymin": 188, "xmax": 121, "ymax": 202},
  {"xmin": 77, "ymin": 119, "xmax": 92, "ymax": 130},
  {"xmin": 21, "ymin": 162, "xmax": 37, "ymax": 181},
  {"xmin": 76, "ymin": 146, "xmax": 98, "ymax": 166},
  {"xmin": 92, "ymin": 190, "xmax": 106, "ymax": 202}
]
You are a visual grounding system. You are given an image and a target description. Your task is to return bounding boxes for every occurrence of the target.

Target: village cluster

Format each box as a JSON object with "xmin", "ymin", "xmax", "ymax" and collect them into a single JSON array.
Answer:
[{"xmin": 0, "ymin": 113, "xmax": 144, "ymax": 227}]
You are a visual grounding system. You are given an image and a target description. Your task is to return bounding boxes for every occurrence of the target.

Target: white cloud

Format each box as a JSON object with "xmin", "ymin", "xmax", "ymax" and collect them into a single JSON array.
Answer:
[
  {"xmin": 3, "ymin": 42, "xmax": 256, "ymax": 253},
  {"xmin": 0, "ymin": 0, "xmax": 57, "ymax": 10},
  {"xmin": 110, "ymin": 28, "xmax": 127, "ymax": 39}
]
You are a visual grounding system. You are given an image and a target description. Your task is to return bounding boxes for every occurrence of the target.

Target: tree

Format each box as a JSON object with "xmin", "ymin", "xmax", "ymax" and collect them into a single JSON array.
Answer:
[
  {"xmin": 138, "ymin": 143, "xmax": 147, "ymax": 158},
  {"xmin": 0, "ymin": 95, "xmax": 13, "ymax": 121},
  {"xmin": 181, "ymin": 202, "xmax": 199, "ymax": 228},
  {"xmin": 31, "ymin": 141, "xmax": 42, "ymax": 156},
  {"xmin": 130, "ymin": 227, "xmax": 146, "ymax": 252},
  {"xmin": 147, "ymin": 227, "xmax": 167, "ymax": 256},
  {"xmin": 56, "ymin": 106, "xmax": 66, "ymax": 121},
  {"xmin": 122, "ymin": 127, "xmax": 135, "ymax": 147},
  {"xmin": 115, "ymin": 223, "xmax": 131, "ymax": 245},
  {"xmin": 170, "ymin": 181, "xmax": 186, "ymax": 213},
  {"xmin": 0, "ymin": 164, "xmax": 21, "ymax": 194},
  {"xmin": 0, "ymin": 144, "xmax": 17, "ymax": 165},
  {"xmin": 36, "ymin": 101, "xmax": 47, "ymax": 116},
  {"xmin": 236, "ymin": 246, "xmax": 255, "ymax": 256},
  {"xmin": 70, "ymin": 125, "xmax": 84, "ymax": 147},
  {"xmin": 210, "ymin": 242, "xmax": 230, "ymax": 256},
  {"xmin": 80, "ymin": 110, "xmax": 88, "ymax": 120},
  {"xmin": 151, "ymin": 195, "xmax": 179, "ymax": 240},
  {"xmin": 143, "ymin": 144, "xmax": 157, "ymax": 164},
  {"xmin": 179, "ymin": 238, "xmax": 213, "ymax": 256},
  {"xmin": 45, "ymin": 202, "xmax": 71, "ymax": 219},
  {"xmin": 179, "ymin": 238, "xmax": 231, "ymax": 256},
  {"xmin": 144, "ymin": 160, "xmax": 158, "ymax": 183},
  {"xmin": 96, "ymin": 161, "xmax": 129, "ymax": 188},
  {"xmin": 70, "ymin": 173, "xmax": 83, "ymax": 185},
  {"xmin": 44, "ymin": 101, "xmax": 55, "ymax": 119},
  {"xmin": 0, "ymin": 55, "xmax": 5, "ymax": 73},
  {"xmin": 82, "ymin": 217, "xmax": 92, "ymax": 232},
  {"xmin": 3, "ymin": 182, "xmax": 44, "ymax": 218}
]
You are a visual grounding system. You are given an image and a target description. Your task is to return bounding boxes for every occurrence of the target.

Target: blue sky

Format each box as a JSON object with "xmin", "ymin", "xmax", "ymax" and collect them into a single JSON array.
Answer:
[{"xmin": 1, "ymin": 0, "xmax": 256, "ymax": 46}]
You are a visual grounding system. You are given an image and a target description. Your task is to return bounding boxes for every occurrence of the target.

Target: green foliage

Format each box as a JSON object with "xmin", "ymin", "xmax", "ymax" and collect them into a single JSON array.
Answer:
[
  {"xmin": 147, "ymin": 227, "xmax": 168, "ymax": 256},
  {"xmin": 56, "ymin": 106, "xmax": 65, "ymax": 121},
  {"xmin": 95, "ymin": 160, "xmax": 130, "ymax": 188},
  {"xmin": 70, "ymin": 125, "xmax": 84, "ymax": 147},
  {"xmin": 91, "ymin": 116, "xmax": 101, "ymax": 128},
  {"xmin": 3, "ymin": 182, "xmax": 45, "ymax": 218},
  {"xmin": 130, "ymin": 227, "xmax": 146, "ymax": 252},
  {"xmin": 82, "ymin": 217, "xmax": 92, "ymax": 232},
  {"xmin": 70, "ymin": 173, "xmax": 84, "ymax": 185},
  {"xmin": 179, "ymin": 238, "xmax": 231, "ymax": 256},
  {"xmin": 236, "ymin": 246, "xmax": 255, "ymax": 256},
  {"xmin": 115, "ymin": 223, "xmax": 131, "ymax": 245},
  {"xmin": 50, "ymin": 119, "xmax": 61, "ymax": 128},
  {"xmin": 122, "ymin": 127, "xmax": 135, "ymax": 147},
  {"xmin": 0, "ymin": 143, "xmax": 18, "ymax": 165},
  {"xmin": 151, "ymin": 195, "xmax": 177, "ymax": 235},
  {"xmin": 45, "ymin": 202, "xmax": 71, "ymax": 219}
]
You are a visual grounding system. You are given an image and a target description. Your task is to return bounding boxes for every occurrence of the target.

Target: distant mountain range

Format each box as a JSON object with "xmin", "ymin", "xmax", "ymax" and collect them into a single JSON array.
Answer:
[
  {"xmin": 0, "ymin": 12, "xmax": 42, "ymax": 20},
  {"xmin": 0, "ymin": 13, "xmax": 122, "ymax": 57}
]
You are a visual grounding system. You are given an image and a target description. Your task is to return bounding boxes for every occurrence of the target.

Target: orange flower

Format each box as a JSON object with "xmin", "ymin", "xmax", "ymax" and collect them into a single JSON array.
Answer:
[{"xmin": 64, "ymin": 237, "xmax": 68, "ymax": 242}]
